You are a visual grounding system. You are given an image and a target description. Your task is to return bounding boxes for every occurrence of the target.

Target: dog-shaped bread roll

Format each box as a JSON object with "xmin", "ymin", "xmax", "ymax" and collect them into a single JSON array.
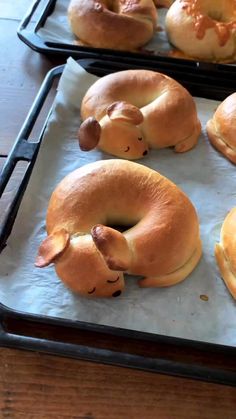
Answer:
[
  {"xmin": 78, "ymin": 70, "xmax": 201, "ymax": 159},
  {"xmin": 36, "ymin": 160, "xmax": 202, "ymax": 298}
]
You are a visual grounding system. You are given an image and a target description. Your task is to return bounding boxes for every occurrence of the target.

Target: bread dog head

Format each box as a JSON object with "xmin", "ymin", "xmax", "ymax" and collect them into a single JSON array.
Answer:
[
  {"xmin": 78, "ymin": 101, "xmax": 149, "ymax": 159},
  {"xmin": 35, "ymin": 225, "xmax": 133, "ymax": 298}
]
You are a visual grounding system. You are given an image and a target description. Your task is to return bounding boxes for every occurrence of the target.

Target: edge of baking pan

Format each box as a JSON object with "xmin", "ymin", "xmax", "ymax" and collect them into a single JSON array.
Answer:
[
  {"xmin": 17, "ymin": 0, "xmax": 236, "ymax": 72},
  {"xmin": 0, "ymin": 58, "xmax": 236, "ymax": 387},
  {"xmin": 1, "ymin": 300, "xmax": 236, "ymax": 387}
]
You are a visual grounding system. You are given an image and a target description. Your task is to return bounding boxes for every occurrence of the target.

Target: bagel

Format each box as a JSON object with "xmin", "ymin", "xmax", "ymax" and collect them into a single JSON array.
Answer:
[
  {"xmin": 68, "ymin": 0, "xmax": 157, "ymax": 51},
  {"xmin": 78, "ymin": 69, "xmax": 201, "ymax": 159},
  {"xmin": 165, "ymin": 0, "xmax": 236, "ymax": 62},
  {"xmin": 206, "ymin": 93, "xmax": 236, "ymax": 164},
  {"xmin": 215, "ymin": 208, "xmax": 236, "ymax": 299},
  {"xmin": 35, "ymin": 160, "xmax": 202, "ymax": 298}
]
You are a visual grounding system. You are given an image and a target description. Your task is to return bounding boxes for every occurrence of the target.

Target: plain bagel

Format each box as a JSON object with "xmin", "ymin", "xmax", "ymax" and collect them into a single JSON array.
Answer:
[
  {"xmin": 35, "ymin": 160, "xmax": 202, "ymax": 298},
  {"xmin": 68, "ymin": 0, "xmax": 157, "ymax": 51},
  {"xmin": 165, "ymin": 0, "xmax": 236, "ymax": 62},
  {"xmin": 206, "ymin": 93, "xmax": 236, "ymax": 164},
  {"xmin": 215, "ymin": 207, "xmax": 236, "ymax": 299},
  {"xmin": 78, "ymin": 69, "xmax": 201, "ymax": 159}
]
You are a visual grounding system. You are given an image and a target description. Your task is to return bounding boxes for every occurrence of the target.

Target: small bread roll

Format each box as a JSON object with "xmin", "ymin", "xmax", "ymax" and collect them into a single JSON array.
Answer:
[
  {"xmin": 68, "ymin": 0, "xmax": 157, "ymax": 51},
  {"xmin": 215, "ymin": 207, "xmax": 236, "ymax": 299},
  {"xmin": 206, "ymin": 93, "xmax": 236, "ymax": 164}
]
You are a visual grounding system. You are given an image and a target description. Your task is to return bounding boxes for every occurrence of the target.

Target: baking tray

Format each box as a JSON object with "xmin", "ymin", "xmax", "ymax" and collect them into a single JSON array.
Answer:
[
  {"xmin": 17, "ymin": 0, "xmax": 235, "ymax": 72},
  {"xmin": 1, "ymin": 58, "xmax": 236, "ymax": 387}
]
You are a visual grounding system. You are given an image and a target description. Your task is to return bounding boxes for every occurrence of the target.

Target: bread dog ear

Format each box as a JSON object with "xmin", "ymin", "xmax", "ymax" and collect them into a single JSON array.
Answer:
[
  {"xmin": 107, "ymin": 101, "xmax": 144, "ymax": 125},
  {"xmin": 91, "ymin": 224, "xmax": 131, "ymax": 271},
  {"xmin": 35, "ymin": 229, "xmax": 70, "ymax": 268},
  {"xmin": 78, "ymin": 117, "xmax": 101, "ymax": 151}
]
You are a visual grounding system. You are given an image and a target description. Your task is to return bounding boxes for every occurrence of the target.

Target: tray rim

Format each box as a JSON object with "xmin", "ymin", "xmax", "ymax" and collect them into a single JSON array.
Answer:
[
  {"xmin": 1, "ymin": 58, "xmax": 236, "ymax": 386},
  {"xmin": 17, "ymin": 0, "xmax": 236, "ymax": 71}
]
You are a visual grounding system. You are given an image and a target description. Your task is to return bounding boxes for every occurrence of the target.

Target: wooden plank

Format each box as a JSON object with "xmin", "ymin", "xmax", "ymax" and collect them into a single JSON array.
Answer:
[
  {"xmin": 0, "ymin": 19, "xmax": 63, "ymax": 155},
  {"xmin": 0, "ymin": 3, "xmax": 236, "ymax": 416},
  {"xmin": 0, "ymin": 348, "xmax": 235, "ymax": 419}
]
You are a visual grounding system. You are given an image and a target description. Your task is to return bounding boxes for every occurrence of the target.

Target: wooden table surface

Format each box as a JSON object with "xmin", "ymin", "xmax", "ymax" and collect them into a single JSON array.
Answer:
[{"xmin": 0, "ymin": 1, "xmax": 236, "ymax": 417}]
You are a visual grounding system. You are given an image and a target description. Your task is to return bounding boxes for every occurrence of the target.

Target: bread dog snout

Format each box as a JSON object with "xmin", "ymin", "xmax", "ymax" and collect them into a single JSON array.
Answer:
[{"xmin": 78, "ymin": 101, "xmax": 149, "ymax": 159}]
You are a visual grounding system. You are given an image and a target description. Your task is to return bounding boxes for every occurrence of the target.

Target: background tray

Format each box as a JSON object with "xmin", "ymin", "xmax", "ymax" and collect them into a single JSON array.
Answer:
[
  {"xmin": 17, "ymin": 0, "xmax": 236, "ymax": 72},
  {"xmin": 0, "ymin": 58, "xmax": 236, "ymax": 386}
]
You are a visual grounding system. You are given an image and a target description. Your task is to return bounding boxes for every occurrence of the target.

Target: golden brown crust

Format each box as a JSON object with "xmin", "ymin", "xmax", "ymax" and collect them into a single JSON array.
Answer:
[
  {"xmin": 206, "ymin": 93, "xmax": 236, "ymax": 164},
  {"xmin": 35, "ymin": 229, "xmax": 70, "ymax": 268},
  {"xmin": 80, "ymin": 69, "xmax": 201, "ymax": 158},
  {"xmin": 166, "ymin": 0, "xmax": 236, "ymax": 62},
  {"xmin": 139, "ymin": 238, "xmax": 202, "ymax": 287},
  {"xmin": 215, "ymin": 208, "xmax": 236, "ymax": 299},
  {"xmin": 78, "ymin": 117, "xmax": 101, "ymax": 151},
  {"xmin": 91, "ymin": 225, "xmax": 131, "ymax": 271},
  {"xmin": 107, "ymin": 101, "xmax": 144, "ymax": 125},
  {"xmin": 43, "ymin": 160, "xmax": 201, "ymax": 296},
  {"xmin": 68, "ymin": 0, "xmax": 157, "ymax": 51}
]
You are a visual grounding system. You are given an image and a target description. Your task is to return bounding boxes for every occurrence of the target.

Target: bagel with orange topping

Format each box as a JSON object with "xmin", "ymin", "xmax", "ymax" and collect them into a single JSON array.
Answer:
[{"xmin": 166, "ymin": 0, "xmax": 236, "ymax": 62}]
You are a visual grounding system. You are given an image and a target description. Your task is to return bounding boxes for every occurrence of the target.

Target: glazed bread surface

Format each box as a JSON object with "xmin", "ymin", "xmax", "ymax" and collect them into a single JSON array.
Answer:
[
  {"xmin": 68, "ymin": 0, "xmax": 157, "ymax": 51},
  {"xmin": 215, "ymin": 207, "xmax": 236, "ymax": 299},
  {"xmin": 36, "ymin": 160, "xmax": 202, "ymax": 297},
  {"xmin": 206, "ymin": 92, "xmax": 236, "ymax": 164},
  {"xmin": 79, "ymin": 69, "xmax": 201, "ymax": 159},
  {"xmin": 166, "ymin": 0, "xmax": 236, "ymax": 62}
]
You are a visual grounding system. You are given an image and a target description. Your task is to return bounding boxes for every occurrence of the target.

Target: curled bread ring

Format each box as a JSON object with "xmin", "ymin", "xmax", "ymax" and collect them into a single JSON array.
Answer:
[
  {"xmin": 166, "ymin": 0, "xmax": 236, "ymax": 62},
  {"xmin": 78, "ymin": 69, "xmax": 201, "ymax": 159},
  {"xmin": 68, "ymin": 0, "xmax": 157, "ymax": 51},
  {"xmin": 206, "ymin": 93, "xmax": 236, "ymax": 164},
  {"xmin": 35, "ymin": 160, "xmax": 202, "ymax": 298},
  {"xmin": 215, "ymin": 208, "xmax": 236, "ymax": 299}
]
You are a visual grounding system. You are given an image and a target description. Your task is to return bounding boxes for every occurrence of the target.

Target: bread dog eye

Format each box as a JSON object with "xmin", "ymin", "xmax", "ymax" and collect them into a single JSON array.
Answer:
[
  {"xmin": 124, "ymin": 146, "xmax": 130, "ymax": 152},
  {"xmin": 88, "ymin": 287, "xmax": 96, "ymax": 294},
  {"xmin": 138, "ymin": 137, "xmax": 142, "ymax": 141},
  {"xmin": 107, "ymin": 276, "xmax": 119, "ymax": 284}
]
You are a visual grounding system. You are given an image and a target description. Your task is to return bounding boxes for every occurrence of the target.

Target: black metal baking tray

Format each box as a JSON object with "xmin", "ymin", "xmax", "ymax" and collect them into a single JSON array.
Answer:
[
  {"xmin": 17, "ymin": 0, "xmax": 235, "ymax": 72},
  {"xmin": 1, "ymin": 58, "xmax": 236, "ymax": 387}
]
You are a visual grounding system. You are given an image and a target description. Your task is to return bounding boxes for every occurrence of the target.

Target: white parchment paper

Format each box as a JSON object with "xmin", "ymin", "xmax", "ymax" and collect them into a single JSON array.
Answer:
[
  {"xmin": 37, "ymin": 0, "xmax": 172, "ymax": 56},
  {"xmin": 0, "ymin": 58, "xmax": 236, "ymax": 346}
]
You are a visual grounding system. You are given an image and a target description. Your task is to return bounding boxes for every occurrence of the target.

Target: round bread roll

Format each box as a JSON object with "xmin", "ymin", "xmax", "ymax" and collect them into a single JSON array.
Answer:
[
  {"xmin": 206, "ymin": 93, "xmax": 236, "ymax": 164},
  {"xmin": 35, "ymin": 160, "xmax": 202, "ymax": 298},
  {"xmin": 78, "ymin": 69, "xmax": 201, "ymax": 159},
  {"xmin": 215, "ymin": 208, "xmax": 236, "ymax": 299},
  {"xmin": 165, "ymin": 0, "xmax": 236, "ymax": 62},
  {"xmin": 68, "ymin": 0, "xmax": 157, "ymax": 51}
]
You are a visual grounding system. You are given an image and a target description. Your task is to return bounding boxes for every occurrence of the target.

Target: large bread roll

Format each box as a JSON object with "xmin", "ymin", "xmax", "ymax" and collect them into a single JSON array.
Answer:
[{"xmin": 36, "ymin": 160, "xmax": 202, "ymax": 298}]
